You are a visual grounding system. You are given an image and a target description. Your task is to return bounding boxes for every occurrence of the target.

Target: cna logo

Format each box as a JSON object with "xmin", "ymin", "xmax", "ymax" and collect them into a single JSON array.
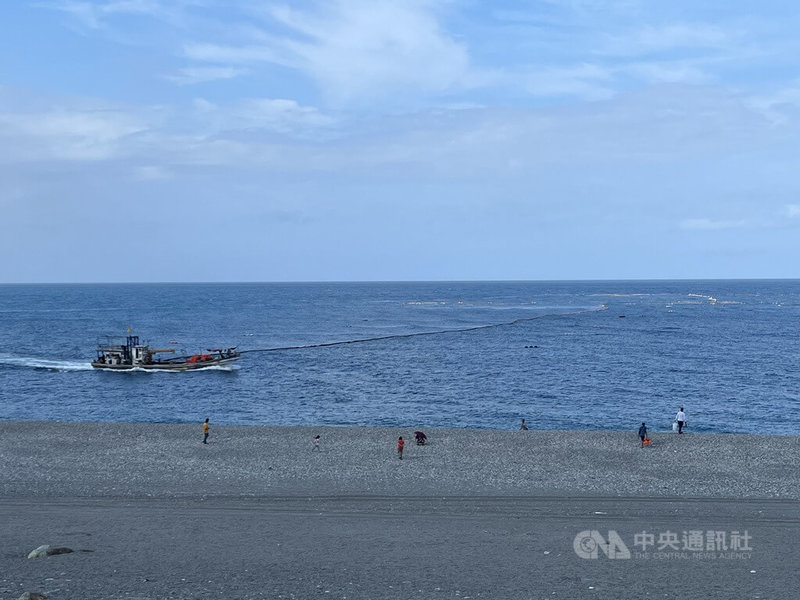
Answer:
[{"xmin": 573, "ymin": 530, "xmax": 631, "ymax": 559}]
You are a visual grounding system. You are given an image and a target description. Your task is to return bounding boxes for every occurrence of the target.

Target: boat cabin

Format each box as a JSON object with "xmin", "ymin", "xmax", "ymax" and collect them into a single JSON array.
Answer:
[{"xmin": 95, "ymin": 335, "xmax": 152, "ymax": 366}]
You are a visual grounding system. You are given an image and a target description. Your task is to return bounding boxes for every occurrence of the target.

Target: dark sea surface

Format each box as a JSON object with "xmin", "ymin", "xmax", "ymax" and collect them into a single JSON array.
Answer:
[{"xmin": 0, "ymin": 281, "xmax": 798, "ymax": 434}]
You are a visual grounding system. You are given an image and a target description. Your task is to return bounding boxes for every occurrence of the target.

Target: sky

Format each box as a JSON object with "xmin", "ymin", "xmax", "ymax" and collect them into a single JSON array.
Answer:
[{"xmin": 1, "ymin": 0, "xmax": 799, "ymax": 283}]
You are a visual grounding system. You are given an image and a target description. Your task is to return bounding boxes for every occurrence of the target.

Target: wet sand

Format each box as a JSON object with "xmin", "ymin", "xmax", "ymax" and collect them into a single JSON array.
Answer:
[{"xmin": 1, "ymin": 422, "xmax": 798, "ymax": 599}]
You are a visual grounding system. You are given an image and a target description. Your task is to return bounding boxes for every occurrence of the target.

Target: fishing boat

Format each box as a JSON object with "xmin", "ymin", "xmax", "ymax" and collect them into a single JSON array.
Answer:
[{"xmin": 92, "ymin": 334, "xmax": 240, "ymax": 371}]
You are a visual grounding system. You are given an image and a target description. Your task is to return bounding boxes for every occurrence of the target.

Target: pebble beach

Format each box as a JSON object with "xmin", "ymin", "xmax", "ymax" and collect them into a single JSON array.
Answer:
[{"xmin": 1, "ymin": 422, "xmax": 798, "ymax": 599}]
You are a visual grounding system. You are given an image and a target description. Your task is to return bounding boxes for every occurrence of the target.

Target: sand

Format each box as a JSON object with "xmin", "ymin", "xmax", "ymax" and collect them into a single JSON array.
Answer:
[{"xmin": 1, "ymin": 422, "xmax": 798, "ymax": 599}]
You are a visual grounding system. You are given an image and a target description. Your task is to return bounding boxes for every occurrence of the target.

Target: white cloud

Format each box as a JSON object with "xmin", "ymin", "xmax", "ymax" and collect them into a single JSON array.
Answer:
[
  {"xmin": 680, "ymin": 218, "xmax": 746, "ymax": 230},
  {"xmin": 38, "ymin": 0, "xmax": 186, "ymax": 28},
  {"xmin": 186, "ymin": 97, "xmax": 336, "ymax": 139},
  {"xmin": 787, "ymin": 204, "xmax": 800, "ymax": 218},
  {"xmin": 192, "ymin": 97, "xmax": 216, "ymax": 112},
  {"xmin": 135, "ymin": 165, "xmax": 170, "ymax": 180},
  {"xmin": 0, "ymin": 74, "xmax": 794, "ymax": 182},
  {"xmin": 165, "ymin": 66, "xmax": 250, "ymax": 85},
  {"xmin": 747, "ymin": 81, "xmax": 800, "ymax": 126},
  {"xmin": 524, "ymin": 63, "xmax": 615, "ymax": 100},
  {"xmin": 182, "ymin": 43, "xmax": 283, "ymax": 65},
  {"xmin": 542, "ymin": 0, "xmax": 642, "ymax": 13},
  {"xmin": 621, "ymin": 61, "xmax": 711, "ymax": 85},
  {"xmin": 0, "ymin": 108, "xmax": 149, "ymax": 161},
  {"xmin": 185, "ymin": 1, "xmax": 470, "ymax": 104},
  {"xmin": 602, "ymin": 23, "xmax": 733, "ymax": 56},
  {"xmin": 37, "ymin": 0, "xmax": 102, "ymax": 28},
  {"xmin": 234, "ymin": 98, "xmax": 335, "ymax": 132}
]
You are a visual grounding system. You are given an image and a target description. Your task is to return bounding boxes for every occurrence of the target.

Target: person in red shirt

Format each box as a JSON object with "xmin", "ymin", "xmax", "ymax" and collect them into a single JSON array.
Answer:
[{"xmin": 397, "ymin": 436, "xmax": 404, "ymax": 460}]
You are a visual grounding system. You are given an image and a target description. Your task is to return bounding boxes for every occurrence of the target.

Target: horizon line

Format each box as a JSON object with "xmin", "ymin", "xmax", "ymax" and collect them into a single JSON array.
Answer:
[{"xmin": 1, "ymin": 277, "xmax": 799, "ymax": 286}]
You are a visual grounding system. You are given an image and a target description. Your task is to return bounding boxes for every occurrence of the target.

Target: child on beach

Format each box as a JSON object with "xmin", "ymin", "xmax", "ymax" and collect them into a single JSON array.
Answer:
[
  {"xmin": 202, "ymin": 418, "xmax": 210, "ymax": 444},
  {"xmin": 312, "ymin": 434, "xmax": 320, "ymax": 451},
  {"xmin": 520, "ymin": 418, "xmax": 528, "ymax": 431},
  {"xmin": 638, "ymin": 422, "xmax": 648, "ymax": 448},
  {"xmin": 397, "ymin": 436, "xmax": 404, "ymax": 460}
]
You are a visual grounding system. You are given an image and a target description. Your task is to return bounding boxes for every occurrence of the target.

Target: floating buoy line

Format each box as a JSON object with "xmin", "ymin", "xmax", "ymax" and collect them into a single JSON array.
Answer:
[{"xmin": 240, "ymin": 304, "xmax": 607, "ymax": 354}]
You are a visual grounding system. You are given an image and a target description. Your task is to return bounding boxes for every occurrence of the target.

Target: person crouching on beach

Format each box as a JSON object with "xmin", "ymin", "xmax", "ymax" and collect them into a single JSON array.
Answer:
[
  {"xmin": 638, "ymin": 422, "xmax": 648, "ymax": 448},
  {"xmin": 397, "ymin": 436, "xmax": 404, "ymax": 460},
  {"xmin": 202, "ymin": 418, "xmax": 210, "ymax": 444}
]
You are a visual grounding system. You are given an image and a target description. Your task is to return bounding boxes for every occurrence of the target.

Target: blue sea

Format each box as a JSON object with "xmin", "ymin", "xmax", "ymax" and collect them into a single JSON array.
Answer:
[{"xmin": 0, "ymin": 281, "xmax": 798, "ymax": 434}]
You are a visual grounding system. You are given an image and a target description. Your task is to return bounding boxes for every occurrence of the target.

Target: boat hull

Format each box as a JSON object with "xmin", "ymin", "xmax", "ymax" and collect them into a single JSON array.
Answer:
[{"xmin": 91, "ymin": 356, "xmax": 240, "ymax": 371}]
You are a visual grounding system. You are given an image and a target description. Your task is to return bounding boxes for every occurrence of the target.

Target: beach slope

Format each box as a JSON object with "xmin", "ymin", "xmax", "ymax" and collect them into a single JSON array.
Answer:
[{"xmin": 1, "ymin": 422, "xmax": 797, "ymax": 599}]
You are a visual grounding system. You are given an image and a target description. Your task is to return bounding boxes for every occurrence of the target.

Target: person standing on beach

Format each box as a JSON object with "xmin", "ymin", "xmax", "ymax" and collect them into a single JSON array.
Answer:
[
  {"xmin": 638, "ymin": 422, "xmax": 648, "ymax": 447},
  {"xmin": 312, "ymin": 434, "xmax": 320, "ymax": 451},
  {"xmin": 202, "ymin": 418, "xmax": 210, "ymax": 444},
  {"xmin": 397, "ymin": 436, "xmax": 404, "ymax": 460},
  {"xmin": 676, "ymin": 407, "xmax": 686, "ymax": 434},
  {"xmin": 520, "ymin": 418, "xmax": 528, "ymax": 431}
]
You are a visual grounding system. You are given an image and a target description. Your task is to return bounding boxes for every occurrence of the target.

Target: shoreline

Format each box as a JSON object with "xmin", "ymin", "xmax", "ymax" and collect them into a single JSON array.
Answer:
[
  {"xmin": 3, "ymin": 417, "xmax": 795, "ymax": 436},
  {"xmin": 2, "ymin": 420, "xmax": 797, "ymax": 500},
  {"xmin": 2, "ymin": 415, "xmax": 791, "ymax": 436}
]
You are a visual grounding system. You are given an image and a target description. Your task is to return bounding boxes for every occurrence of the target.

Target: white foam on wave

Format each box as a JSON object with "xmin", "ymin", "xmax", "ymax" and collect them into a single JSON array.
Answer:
[
  {"xmin": 100, "ymin": 364, "xmax": 239, "ymax": 374},
  {"xmin": 195, "ymin": 364, "xmax": 238, "ymax": 372},
  {"xmin": 0, "ymin": 353, "xmax": 93, "ymax": 371},
  {"xmin": 590, "ymin": 293, "xmax": 651, "ymax": 297},
  {"xmin": 155, "ymin": 364, "xmax": 239, "ymax": 373},
  {"xmin": 688, "ymin": 293, "xmax": 718, "ymax": 303}
]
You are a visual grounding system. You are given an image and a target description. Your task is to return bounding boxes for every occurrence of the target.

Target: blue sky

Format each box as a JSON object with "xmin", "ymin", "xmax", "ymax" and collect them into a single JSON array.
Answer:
[{"xmin": 1, "ymin": 0, "xmax": 799, "ymax": 282}]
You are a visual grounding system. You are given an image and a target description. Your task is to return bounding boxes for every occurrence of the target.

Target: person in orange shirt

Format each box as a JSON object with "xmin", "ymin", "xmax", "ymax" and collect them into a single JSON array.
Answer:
[
  {"xmin": 203, "ymin": 418, "xmax": 210, "ymax": 444},
  {"xmin": 397, "ymin": 436, "xmax": 404, "ymax": 460}
]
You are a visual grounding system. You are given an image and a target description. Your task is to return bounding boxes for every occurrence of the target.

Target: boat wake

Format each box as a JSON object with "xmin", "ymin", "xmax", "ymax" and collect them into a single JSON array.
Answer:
[
  {"xmin": 100, "ymin": 364, "xmax": 240, "ymax": 374},
  {"xmin": 182, "ymin": 364, "xmax": 238, "ymax": 373},
  {"xmin": 0, "ymin": 353, "xmax": 239, "ymax": 374},
  {"xmin": 0, "ymin": 353, "xmax": 93, "ymax": 372}
]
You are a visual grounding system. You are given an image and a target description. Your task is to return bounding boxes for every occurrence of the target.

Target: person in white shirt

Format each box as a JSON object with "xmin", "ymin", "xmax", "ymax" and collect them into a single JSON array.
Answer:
[{"xmin": 675, "ymin": 407, "xmax": 686, "ymax": 434}]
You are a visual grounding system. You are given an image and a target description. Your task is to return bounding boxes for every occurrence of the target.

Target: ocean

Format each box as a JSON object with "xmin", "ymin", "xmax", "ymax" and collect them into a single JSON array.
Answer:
[{"xmin": 0, "ymin": 280, "xmax": 797, "ymax": 434}]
